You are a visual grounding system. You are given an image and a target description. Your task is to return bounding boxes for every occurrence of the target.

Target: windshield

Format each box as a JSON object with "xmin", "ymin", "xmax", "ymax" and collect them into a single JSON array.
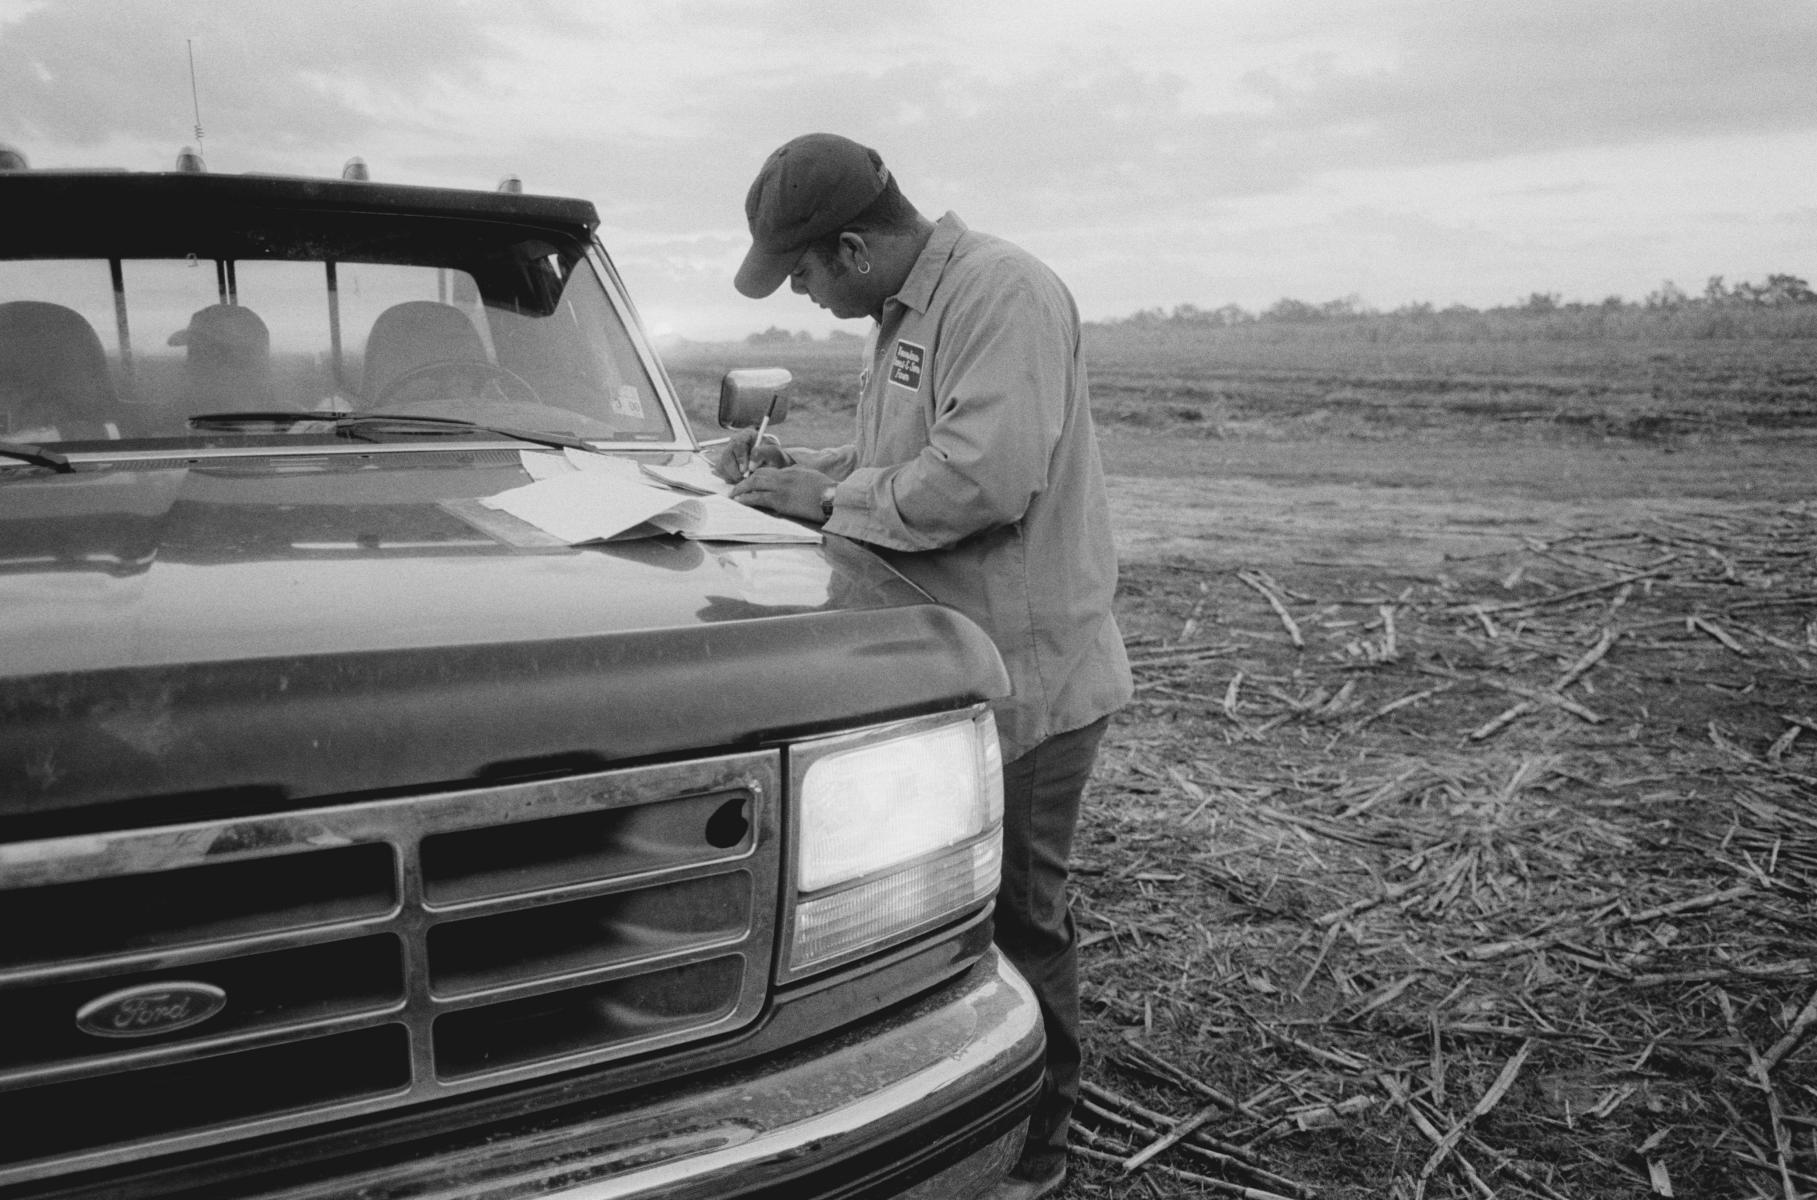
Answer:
[{"xmin": 0, "ymin": 211, "xmax": 678, "ymax": 450}]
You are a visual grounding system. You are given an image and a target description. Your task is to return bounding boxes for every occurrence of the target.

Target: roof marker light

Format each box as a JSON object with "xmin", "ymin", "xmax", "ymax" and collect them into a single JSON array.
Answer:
[
  {"xmin": 174, "ymin": 145, "xmax": 206, "ymax": 173},
  {"xmin": 497, "ymin": 174, "xmax": 523, "ymax": 194},
  {"xmin": 0, "ymin": 144, "xmax": 28, "ymax": 170},
  {"xmin": 342, "ymin": 156, "xmax": 369, "ymax": 181}
]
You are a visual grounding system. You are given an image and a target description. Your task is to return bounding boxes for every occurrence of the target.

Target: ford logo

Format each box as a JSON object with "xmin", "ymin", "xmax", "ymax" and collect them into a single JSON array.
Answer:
[{"xmin": 75, "ymin": 982, "xmax": 227, "ymax": 1039}]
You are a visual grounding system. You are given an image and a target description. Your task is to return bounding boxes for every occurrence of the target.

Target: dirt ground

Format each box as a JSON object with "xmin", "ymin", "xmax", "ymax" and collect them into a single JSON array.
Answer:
[
  {"xmin": 1076, "ymin": 420, "xmax": 1815, "ymax": 1199},
  {"xmin": 1100, "ymin": 431, "xmax": 1814, "ymax": 573},
  {"xmin": 667, "ymin": 340, "xmax": 1816, "ymax": 1198}
]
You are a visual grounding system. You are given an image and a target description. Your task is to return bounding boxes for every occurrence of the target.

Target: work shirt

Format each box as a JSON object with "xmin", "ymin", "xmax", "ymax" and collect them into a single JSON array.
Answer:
[{"xmin": 790, "ymin": 213, "xmax": 1132, "ymax": 761}]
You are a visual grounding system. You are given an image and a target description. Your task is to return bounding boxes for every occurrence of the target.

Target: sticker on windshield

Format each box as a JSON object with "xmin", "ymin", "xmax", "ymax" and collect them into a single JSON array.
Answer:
[
  {"xmin": 888, "ymin": 340, "xmax": 924, "ymax": 391},
  {"xmin": 612, "ymin": 386, "xmax": 646, "ymax": 419}
]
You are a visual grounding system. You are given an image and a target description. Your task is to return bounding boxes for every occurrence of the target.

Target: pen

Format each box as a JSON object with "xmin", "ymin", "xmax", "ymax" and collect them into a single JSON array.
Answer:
[{"xmin": 742, "ymin": 394, "xmax": 780, "ymax": 481}]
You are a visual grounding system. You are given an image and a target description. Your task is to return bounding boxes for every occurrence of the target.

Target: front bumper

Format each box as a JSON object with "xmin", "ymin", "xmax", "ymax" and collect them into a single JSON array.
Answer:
[{"xmin": 253, "ymin": 949, "xmax": 1043, "ymax": 1200}]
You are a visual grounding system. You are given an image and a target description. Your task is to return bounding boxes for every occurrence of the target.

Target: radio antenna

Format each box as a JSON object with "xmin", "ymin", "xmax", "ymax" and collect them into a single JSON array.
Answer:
[{"xmin": 186, "ymin": 39, "xmax": 205, "ymax": 160}]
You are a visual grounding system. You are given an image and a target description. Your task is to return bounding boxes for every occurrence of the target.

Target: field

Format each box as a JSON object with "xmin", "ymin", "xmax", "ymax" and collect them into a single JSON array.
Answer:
[{"xmin": 663, "ymin": 328, "xmax": 1817, "ymax": 1199}]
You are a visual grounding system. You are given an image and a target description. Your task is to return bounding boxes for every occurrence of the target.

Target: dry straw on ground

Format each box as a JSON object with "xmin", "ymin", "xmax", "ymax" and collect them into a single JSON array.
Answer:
[{"xmin": 1077, "ymin": 501, "xmax": 1817, "ymax": 1199}]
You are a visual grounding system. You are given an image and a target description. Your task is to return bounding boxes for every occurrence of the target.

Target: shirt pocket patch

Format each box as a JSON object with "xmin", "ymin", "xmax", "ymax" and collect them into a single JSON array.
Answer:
[{"xmin": 887, "ymin": 339, "xmax": 925, "ymax": 391}]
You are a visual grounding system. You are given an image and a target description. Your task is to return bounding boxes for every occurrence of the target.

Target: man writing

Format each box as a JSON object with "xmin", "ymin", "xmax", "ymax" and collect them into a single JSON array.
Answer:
[{"xmin": 715, "ymin": 133, "xmax": 1132, "ymax": 1199}]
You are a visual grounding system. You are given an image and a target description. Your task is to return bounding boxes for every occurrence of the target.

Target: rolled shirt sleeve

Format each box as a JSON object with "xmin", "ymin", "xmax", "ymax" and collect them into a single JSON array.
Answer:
[{"xmin": 785, "ymin": 443, "xmax": 857, "ymax": 480}]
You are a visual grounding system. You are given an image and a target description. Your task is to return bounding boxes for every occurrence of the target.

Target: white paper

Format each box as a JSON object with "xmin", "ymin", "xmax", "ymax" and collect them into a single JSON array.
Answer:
[
  {"xmin": 479, "ymin": 470, "xmax": 685, "ymax": 543},
  {"xmin": 519, "ymin": 450, "xmax": 572, "ymax": 481},
  {"xmin": 481, "ymin": 465, "xmax": 819, "ymax": 545},
  {"xmin": 647, "ymin": 492, "xmax": 822, "ymax": 542},
  {"xmin": 640, "ymin": 454, "xmax": 733, "ymax": 497},
  {"xmin": 563, "ymin": 448, "xmax": 645, "ymax": 478},
  {"xmin": 519, "ymin": 449, "xmax": 646, "ymax": 482}
]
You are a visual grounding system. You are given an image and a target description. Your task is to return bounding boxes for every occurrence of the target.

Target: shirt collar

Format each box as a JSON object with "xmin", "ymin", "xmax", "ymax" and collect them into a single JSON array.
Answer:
[{"xmin": 889, "ymin": 212, "xmax": 967, "ymax": 316}]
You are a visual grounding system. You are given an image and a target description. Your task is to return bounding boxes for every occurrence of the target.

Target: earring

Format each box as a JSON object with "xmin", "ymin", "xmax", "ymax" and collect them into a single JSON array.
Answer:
[{"xmin": 857, "ymin": 260, "xmax": 872, "ymax": 275}]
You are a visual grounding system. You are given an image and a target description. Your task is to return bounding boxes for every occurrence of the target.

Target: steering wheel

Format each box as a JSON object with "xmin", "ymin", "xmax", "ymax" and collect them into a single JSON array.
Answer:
[{"xmin": 374, "ymin": 359, "xmax": 542, "ymax": 408}]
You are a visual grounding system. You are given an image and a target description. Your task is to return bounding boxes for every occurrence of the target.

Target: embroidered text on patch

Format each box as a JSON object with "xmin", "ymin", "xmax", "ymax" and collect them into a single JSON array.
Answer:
[{"xmin": 887, "ymin": 340, "xmax": 925, "ymax": 391}]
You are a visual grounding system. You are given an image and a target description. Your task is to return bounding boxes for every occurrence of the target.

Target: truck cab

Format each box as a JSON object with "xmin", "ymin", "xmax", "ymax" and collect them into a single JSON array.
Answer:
[{"xmin": 0, "ymin": 161, "xmax": 1042, "ymax": 1199}]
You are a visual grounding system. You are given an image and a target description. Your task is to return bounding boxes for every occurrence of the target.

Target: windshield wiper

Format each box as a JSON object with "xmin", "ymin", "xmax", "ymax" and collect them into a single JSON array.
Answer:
[
  {"xmin": 344, "ymin": 413, "xmax": 598, "ymax": 454},
  {"xmin": 0, "ymin": 440, "xmax": 74, "ymax": 473},
  {"xmin": 186, "ymin": 411, "xmax": 597, "ymax": 454}
]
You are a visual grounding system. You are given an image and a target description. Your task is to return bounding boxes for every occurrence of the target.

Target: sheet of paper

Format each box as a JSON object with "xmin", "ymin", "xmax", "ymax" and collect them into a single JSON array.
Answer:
[
  {"xmin": 648, "ymin": 492, "xmax": 822, "ymax": 543},
  {"xmin": 640, "ymin": 454, "xmax": 733, "ymax": 496},
  {"xmin": 479, "ymin": 469, "xmax": 685, "ymax": 544},
  {"xmin": 520, "ymin": 449, "xmax": 647, "ymax": 483},
  {"xmin": 481, "ymin": 464, "xmax": 820, "ymax": 545},
  {"xmin": 563, "ymin": 448, "xmax": 645, "ymax": 479},
  {"xmin": 519, "ymin": 450, "xmax": 572, "ymax": 481}
]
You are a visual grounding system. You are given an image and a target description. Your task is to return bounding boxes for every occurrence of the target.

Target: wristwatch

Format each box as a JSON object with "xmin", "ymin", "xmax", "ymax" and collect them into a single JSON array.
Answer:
[{"xmin": 819, "ymin": 485, "xmax": 836, "ymax": 521}]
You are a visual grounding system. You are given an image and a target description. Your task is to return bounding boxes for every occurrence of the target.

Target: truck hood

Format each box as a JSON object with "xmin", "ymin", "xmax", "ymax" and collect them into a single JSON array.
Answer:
[{"xmin": 0, "ymin": 452, "xmax": 1008, "ymax": 826}]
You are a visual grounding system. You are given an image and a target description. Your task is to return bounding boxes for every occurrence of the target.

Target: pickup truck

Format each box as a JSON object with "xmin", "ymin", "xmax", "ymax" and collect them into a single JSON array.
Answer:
[{"xmin": 0, "ymin": 157, "xmax": 1043, "ymax": 1198}]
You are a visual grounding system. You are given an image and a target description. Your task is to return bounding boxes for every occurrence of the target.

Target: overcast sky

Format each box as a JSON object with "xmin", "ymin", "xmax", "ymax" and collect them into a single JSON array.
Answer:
[{"xmin": 3, "ymin": 0, "xmax": 1815, "ymax": 339}]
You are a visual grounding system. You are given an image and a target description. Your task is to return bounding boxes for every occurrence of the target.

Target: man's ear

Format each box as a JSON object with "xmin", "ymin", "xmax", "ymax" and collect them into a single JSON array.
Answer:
[{"xmin": 838, "ymin": 232, "xmax": 870, "ymax": 270}]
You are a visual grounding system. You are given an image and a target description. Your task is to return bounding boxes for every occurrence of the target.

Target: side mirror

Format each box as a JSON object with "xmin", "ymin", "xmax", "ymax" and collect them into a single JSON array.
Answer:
[{"xmin": 718, "ymin": 368, "xmax": 791, "ymax": 429}]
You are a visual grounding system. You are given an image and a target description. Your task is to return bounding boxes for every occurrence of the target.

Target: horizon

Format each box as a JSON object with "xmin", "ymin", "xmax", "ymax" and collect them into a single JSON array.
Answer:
[
  {"xmin": 3, "ymin": 1, "xmax": 1813, "ymax": 342},
  {"xmin": 659, "ymin": 270, "xmax": 1817, "ymax": 348}
]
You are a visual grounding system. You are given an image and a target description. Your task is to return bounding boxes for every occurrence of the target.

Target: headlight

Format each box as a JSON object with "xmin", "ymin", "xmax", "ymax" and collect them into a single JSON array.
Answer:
[{"xmin": 781, "ymin": 707, "xmax": 1002, "ymax": 978}]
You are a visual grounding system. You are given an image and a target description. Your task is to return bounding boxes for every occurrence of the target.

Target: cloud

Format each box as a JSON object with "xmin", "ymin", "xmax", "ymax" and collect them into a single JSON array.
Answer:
[
  {"xmin": 18, "ymin": 1, "xmax": 1796, "ymax": 228},
  {"xmin": 0, "ymin": 0, "xmax": 509, "ymax": 165},
  {"xmin": 1239, "ymin": 0, "xmax": 1817, "ymax": 167},
  {"xmin": 4, "ymin": 0, "xmax": 1812, "ymax": 337},
  {"xmin": 581, "ymin": 0, "xmax": 1817, "ymax": 247}
]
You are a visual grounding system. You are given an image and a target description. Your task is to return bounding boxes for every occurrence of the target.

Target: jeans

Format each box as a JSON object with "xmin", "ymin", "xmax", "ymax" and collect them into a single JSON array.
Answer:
[{"xmin": 995, "ymin": 714, "xmax": 1110, "ymax": 1173}]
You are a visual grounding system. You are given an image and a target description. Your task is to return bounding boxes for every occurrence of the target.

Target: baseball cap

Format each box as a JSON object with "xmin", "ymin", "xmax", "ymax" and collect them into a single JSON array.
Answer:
[
  {"xmin": 169, "ymin": 304, "xmax": 270, "ymax": 367},
  {"xmin": 734, "ymin": 133, "xmax": 890, "ymax": 299}
]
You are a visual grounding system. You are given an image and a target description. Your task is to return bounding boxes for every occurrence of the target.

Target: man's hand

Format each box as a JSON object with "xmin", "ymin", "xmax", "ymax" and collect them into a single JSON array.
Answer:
[
  {"xmin": 731, "ymin": 465, "xmax": 834, "ymax": 522},
  {"xmin": 709, "ymin": 428, "xmax": 791, "ymax": 483}
]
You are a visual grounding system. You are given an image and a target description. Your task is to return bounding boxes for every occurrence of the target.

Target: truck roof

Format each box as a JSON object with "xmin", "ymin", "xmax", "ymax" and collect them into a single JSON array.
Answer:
[{"xmin": 0, "ymin": 169, "xmax": 601, "ymax": 241}]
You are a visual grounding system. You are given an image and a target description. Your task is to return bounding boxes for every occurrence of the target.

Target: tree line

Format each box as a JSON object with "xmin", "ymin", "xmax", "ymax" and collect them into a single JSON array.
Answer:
[
  {"xmin": 1092, "ymin": 273, "xmax": 1817, "ymax": 341},
  {"xmin": 739, "ymin": 273, "xmax": 1815, "ymax": 346}
]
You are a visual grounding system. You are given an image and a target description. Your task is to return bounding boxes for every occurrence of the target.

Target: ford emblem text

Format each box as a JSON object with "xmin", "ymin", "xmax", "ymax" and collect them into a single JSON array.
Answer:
[{"xmin": 75, "ymin": 982, "xmax": 227, "ymax": 1038}]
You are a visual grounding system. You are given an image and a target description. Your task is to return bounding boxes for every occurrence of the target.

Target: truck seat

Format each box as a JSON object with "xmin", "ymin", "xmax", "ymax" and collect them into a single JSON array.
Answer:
[
  {"xmin": 0, "ymin": 301, "xmax": 125, "ymax": 440},
  {"xmin": 361, "ymin": 301, "xmax": 488, "ymax": 408}
]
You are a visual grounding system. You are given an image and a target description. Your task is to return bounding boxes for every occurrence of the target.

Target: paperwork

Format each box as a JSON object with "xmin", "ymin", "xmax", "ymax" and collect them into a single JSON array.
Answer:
[
  {"xmin": 639, "ymin": 454, "xmax": 733, "ymax": 496},
  {"xmin": 480, "ymin": 452, "xmax": 818, "ymax": 545}
]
